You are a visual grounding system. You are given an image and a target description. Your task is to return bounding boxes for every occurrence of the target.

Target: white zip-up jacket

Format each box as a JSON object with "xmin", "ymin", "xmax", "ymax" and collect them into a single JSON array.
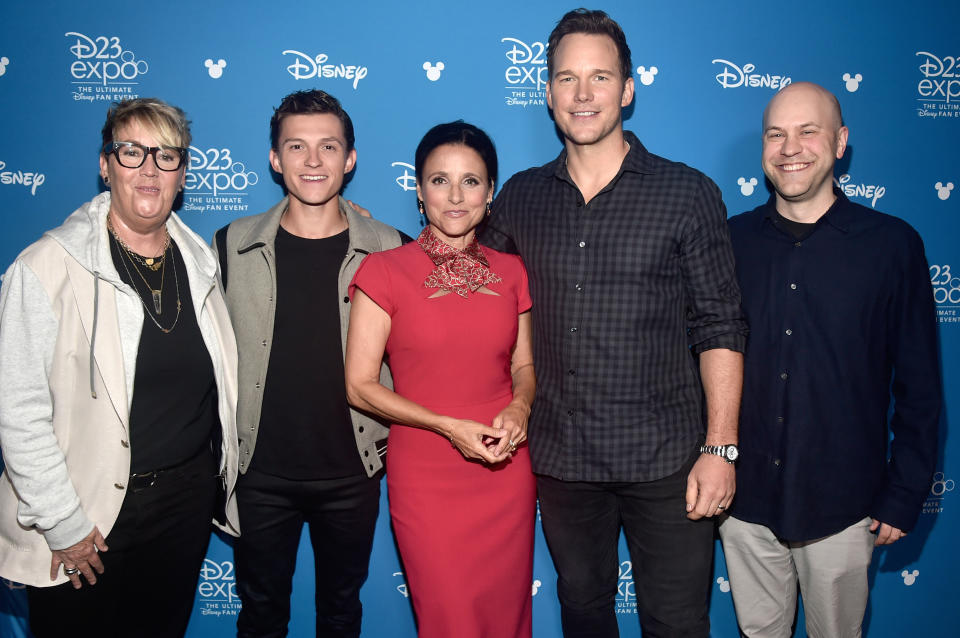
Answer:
[{"xmin": 0, "ymin": 192, "xmax": 240, "ymax": 587}]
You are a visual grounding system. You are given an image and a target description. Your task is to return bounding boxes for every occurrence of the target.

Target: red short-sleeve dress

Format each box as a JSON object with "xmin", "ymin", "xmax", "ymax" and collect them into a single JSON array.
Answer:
[{"xmin": 351, "ymin": 240, "xmax": 535, "ymax": 638}]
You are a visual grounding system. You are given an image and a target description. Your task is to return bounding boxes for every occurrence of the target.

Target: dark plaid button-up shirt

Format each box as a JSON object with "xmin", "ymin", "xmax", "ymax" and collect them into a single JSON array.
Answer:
[{"xmin": 483, "ymin": 132, "xmax": 747, "ymax": 482}]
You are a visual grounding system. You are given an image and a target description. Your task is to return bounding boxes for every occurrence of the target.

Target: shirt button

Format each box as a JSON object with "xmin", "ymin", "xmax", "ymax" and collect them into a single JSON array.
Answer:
[
  {"xmin": 569, "ymin": 327, "xmax": 578, "ymax": 333},
  {"xmin": 773, "ymin": 459, "xmax": 782, "ymax": 467},
  {"xmin": 343, "ymin": 296, "xmax": 350, "ymax": 303},
  {"xmin": 776, "ymin": 416, "xmax": 784, "ymax": 423},
  {"xmin": 575, "ymin": 283, "xmax": 583, "ymax": 291},
  {"xmin": 789, "ymin": 283, "xmax": 797, "ymax": 290},
  {"xmin": 567, "ymin": 410, "xmax": 574, "ymax": 417},
  {"xmin": 114, "ymin": 483, "xmax": 125, "ymax": 490},
  {"xmin": 785, "ymin": 329, "xmax": 792, "ymax": 335},
  {"xmin": 120, "ymin": 440, "xmax": 129, "ymax": 448},
  {"xmin": 358, "ymin": 426, "xmax": 364, "ymax": 433},
  {"xmin": 794, "ymin": 242, "xmax": 802, "ymax": 248},
  {"xmin": 568, "ymin": 369, "xmax": 576, "ymax": 375},
  {"xmin": 255, "ymin": 382, "xmax": 261, "ymax": 389},
  {"xmin": 578, "ymin": 241, "xmax": 586, "ymax": 248},
  {"xmin": 780, "ymin": 372, "xmax": 788, "ymax": 380}
]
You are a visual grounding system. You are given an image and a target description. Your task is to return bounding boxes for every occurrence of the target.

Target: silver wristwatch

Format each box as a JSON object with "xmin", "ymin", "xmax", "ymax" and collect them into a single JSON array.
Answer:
[{"xmin": 699, "ymin": 444, "xmax": 739, "ymax": 464}]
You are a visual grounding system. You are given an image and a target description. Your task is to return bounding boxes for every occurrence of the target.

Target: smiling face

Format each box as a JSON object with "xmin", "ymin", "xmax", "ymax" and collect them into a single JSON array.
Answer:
[
  {"xmin": 99, "ymin": 119, "xmax": 185, "ymax": 235},
  {"xmin": 762, "ymin": 82, "xmax": 848, "ymax": 218},
  {"xmin": 269, "ymin": 113, "xmax": 356, "ymax": 213},
  {"xmin": 416, "ymin": 143, "xmax": 493, "ymax": 249},
  {"xmin": 546, "ymin": 33, "xmax": 634, "ymax": 149}
]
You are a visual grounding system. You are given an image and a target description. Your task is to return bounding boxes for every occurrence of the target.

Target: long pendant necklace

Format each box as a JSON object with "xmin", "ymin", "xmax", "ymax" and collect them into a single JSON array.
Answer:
[
  {"xmin": 108, "ymin": 226, "xmax": 182, "ymax": 333},
  {"xmin": 119, "ymin": 231, "xmax": 165, "ymax": 311}
]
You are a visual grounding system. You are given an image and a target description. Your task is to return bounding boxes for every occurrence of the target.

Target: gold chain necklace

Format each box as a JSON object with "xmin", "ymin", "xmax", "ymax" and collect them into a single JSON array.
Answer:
[
  {"xmin": 108, "ymin": 226, "xmax": 182, "ymax": 333},
  {"xmin": 106, "ymin": 217, "xmax": 169, "ymax": 271}
]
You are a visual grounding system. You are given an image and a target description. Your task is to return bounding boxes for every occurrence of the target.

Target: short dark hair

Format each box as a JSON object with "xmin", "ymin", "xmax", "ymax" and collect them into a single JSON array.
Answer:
[
  {"xmin": 269, "ymin": 90, "xmax": 355, "ymax": 152},
  {"xmin": 415, "ymin": 121, "xmax": 498, "ymax": 187},
  {"xmin": 547, "ymin": 8, "xmax": 632, "ymax": 83}
]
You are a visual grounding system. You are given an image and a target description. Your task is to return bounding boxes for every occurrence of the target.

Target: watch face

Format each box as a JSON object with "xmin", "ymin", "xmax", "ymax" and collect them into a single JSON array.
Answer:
[{"xmin": 725, "ymin": 446, "xmax": 739, "ymax": 462}]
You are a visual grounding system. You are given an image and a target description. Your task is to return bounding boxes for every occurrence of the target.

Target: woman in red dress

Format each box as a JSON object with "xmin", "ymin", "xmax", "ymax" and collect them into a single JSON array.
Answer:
[{"xmin": 345, "ymin": 121, "xmax": 535, "ymax": 638}]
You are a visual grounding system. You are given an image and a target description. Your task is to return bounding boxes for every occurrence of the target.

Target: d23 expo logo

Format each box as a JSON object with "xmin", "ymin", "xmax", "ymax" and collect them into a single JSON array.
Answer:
[
  {"xmin": 923, "ymin": 472, "xmax": 954, "ymax": 514},
  {"xmin": 197, "ymin": 559, "xmax": 240, "ymax": 617},
  {"xmin": 915, "ymin": 52, "xmax": 960, "ymax": 119},
  {"xmin": 502, "ymin": 37, "xmax": 547, "ymax": 108},
  {"xmin": 183, "ymin": 146, "xmax": 258, "ymax": 214},
  {"xmin": 65, "ymin": 32, "xmax": 147, "ymax": 102},
  {"xmin": 615, "ymin": 560, "xmax": 637, "ymax": 614},
  {"xmin": 930, "ymin": 264, "xmax": 960, "ymax": 324}
]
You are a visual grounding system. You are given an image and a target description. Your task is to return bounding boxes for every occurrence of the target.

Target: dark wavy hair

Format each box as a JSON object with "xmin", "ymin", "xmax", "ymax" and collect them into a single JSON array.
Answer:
[
  {"xmin": 269, "ymin": 89, "xmax": 355, "ymax": 152},
  {"xmin": 547, "ymin": 8, "xmax": 632, "ymax": 83}
]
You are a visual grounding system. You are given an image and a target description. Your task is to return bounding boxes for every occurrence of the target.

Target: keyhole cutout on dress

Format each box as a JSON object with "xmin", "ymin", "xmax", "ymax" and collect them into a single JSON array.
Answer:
[{"xmin": 427, "ymin": 286, "xmax": 500, "ymax": 299}]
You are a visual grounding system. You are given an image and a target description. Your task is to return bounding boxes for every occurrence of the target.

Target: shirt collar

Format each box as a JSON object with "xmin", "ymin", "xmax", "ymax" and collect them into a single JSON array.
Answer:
[
  {"xmin": 550, "ymin": 130, "xmax": 656, "ymax": 183},
  {"xmin": 761, "ymin": 187, "xmax": 860, "ymax": 234}
]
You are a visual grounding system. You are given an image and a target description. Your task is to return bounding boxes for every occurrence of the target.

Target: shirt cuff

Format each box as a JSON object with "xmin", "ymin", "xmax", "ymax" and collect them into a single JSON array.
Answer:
[
  {"xmin": 691, "ymin": 332, "xmax": 747, "ymax": 355},
  {"xmin": 870, "ymin": 490, "xmax": 923, "ymax": 534},
  {"xmin": 41, "ymin": 506, "xmax": 94, "ymax": 551}
]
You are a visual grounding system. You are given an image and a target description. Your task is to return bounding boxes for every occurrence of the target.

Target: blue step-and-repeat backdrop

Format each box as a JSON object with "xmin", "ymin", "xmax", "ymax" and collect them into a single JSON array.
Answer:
[{"xmin": 1, "ymin": 1, "xmax": 957, "ymax": 636}]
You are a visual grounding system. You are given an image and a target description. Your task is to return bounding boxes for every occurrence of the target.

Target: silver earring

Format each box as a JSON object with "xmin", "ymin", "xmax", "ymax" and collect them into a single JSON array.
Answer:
[{"xmin": 417, "ymin": 199, "xmax": 425, "ymax": 214}]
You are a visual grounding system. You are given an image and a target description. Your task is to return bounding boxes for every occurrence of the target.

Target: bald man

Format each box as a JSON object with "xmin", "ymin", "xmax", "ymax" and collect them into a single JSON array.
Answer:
[{"xmin": 719, "ymin": 82, "xmax": 941, "ymax": 637}]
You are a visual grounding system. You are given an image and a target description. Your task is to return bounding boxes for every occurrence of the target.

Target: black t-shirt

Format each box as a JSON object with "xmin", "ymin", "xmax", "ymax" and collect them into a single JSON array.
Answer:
[
  {"xmin": 252, "ymin": 226, "xmax": 364, "ymax": 479},
  {"xmin": 109, "ymin": 235, "xmax": 218, "ymax": 474},
  {"xmin": 773, "ymin": 209, "xmax": 818, "ymax": 240}
]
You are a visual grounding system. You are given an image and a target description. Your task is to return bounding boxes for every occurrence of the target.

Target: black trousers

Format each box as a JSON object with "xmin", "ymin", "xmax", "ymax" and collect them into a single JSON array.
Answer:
[
  {"xmin": 234, "ymin": 469, "xmax": 380, "ymax": 638},
  {"xmin": 537, "ymin": 451, "xmax": 713, "ymax": 638},
  {"xmin": 27, "ymin": 449, "xmax": 218, "ymax": 638}
]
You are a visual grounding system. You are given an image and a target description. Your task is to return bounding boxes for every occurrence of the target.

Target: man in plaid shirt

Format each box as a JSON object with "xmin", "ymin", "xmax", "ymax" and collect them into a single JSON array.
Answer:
[{"xmin": 483, "ymin": 9, "xmax": 747, "ymax": 637}]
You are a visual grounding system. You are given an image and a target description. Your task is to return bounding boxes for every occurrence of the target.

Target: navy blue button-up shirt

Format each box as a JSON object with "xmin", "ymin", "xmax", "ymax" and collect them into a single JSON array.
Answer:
[{"xmin": 728, "ymin": 192, "xmax": 941, "ymax": 541}]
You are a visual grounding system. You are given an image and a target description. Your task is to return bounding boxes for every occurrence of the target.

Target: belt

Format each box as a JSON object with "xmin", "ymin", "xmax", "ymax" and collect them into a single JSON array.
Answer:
[{"xmin": 128, "ymin": 449, "xmax": 210, "ymax": 491}]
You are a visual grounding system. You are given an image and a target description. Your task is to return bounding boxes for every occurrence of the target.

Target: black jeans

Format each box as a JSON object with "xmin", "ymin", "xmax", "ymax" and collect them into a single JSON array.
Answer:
[
  {"xmin": 27, "ymin": 449, "xmax": 218, "ymax": 638},
  {"xmin": 537, "ymin": 452, "xmax": 713, "ymax": 638},
  {"xmin": 234, "ymin": 469, "xmax": 380, "ymax": 638}
]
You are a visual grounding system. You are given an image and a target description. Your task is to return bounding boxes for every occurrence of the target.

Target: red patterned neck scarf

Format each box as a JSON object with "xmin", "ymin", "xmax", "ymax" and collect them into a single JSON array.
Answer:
[{"xmin": 417, "ymin": 227, "xmax": 501, "ymax": 298}]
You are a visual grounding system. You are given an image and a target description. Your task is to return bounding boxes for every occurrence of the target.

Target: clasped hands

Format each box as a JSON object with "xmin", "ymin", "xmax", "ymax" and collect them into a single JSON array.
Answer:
[{"xmin": 445, "ymin": 403, "xmax": 528, "ymax": 465}]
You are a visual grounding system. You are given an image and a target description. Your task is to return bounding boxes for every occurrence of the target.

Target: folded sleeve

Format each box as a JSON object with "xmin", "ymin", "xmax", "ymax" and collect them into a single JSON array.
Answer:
[{"xmin": 680, "ymin": 174, "xmax": 748, "ymax": 354}]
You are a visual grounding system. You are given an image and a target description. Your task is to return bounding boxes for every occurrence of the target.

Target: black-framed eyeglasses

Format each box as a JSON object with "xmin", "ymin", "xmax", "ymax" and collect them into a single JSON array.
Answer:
[{"xmin": 103, "ymin": 141, "xmax": 187, "ymax": 171}]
